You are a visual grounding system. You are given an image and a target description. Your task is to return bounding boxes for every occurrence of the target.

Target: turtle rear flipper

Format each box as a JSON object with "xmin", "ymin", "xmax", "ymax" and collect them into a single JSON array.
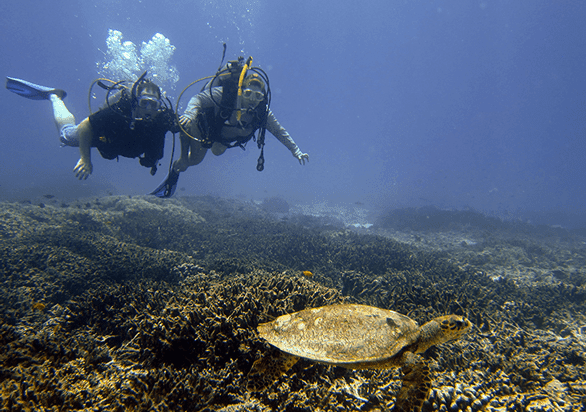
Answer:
[
  {"xmin": 247, "ymin": 352, "xmax": 298, "ymax": 392},
  {"xmin": 394, "ymin": 353, "xmax": 431, "ymax": 412}
]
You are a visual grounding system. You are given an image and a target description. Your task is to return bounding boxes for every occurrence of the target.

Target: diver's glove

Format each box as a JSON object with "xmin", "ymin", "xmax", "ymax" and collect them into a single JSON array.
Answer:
[
  {"xmin": 179, "ymin": 115, "xmax": 192, "ymax": 127},
  {"xmin": 293, "ymin": 148, "xmax": 309, "ymax": 165}
]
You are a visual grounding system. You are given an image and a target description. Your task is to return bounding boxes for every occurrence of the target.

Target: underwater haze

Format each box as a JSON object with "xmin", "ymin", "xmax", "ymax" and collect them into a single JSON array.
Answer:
[{"xmin": 1, "ymin": 0, "xmax": 586, "ymax": 226}]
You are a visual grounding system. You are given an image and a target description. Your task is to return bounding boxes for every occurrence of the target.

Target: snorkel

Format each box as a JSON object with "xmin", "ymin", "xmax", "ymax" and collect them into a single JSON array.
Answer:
[{"xmin": 236, "ymin": 56, "xmax": 252, "ymax": 122}]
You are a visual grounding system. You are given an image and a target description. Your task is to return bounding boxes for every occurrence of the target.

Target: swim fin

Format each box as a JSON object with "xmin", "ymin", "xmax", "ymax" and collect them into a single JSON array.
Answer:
[
  {"xmin": 6, "ymin": 77, "xmax": 67, "ymax": 100},
  {"xmin": 150, "ymin": 169, "xmax": 180, "ymax": 198}
]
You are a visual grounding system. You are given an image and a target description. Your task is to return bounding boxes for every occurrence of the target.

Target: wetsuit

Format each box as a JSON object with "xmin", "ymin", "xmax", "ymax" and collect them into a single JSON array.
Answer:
[
  {"xmin": 89, "ymin": 91, "xmax": 178, "ymax": 170},
  {"xmin": 183, "ymin": 87, "xmax": 303, "ymax": 156}
]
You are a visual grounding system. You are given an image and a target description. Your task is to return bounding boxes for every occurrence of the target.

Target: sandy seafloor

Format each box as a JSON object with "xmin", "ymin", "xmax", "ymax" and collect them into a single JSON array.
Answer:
[{"xmin": 0, "ymin": 194, "xmax": 585, "ymax": 411}]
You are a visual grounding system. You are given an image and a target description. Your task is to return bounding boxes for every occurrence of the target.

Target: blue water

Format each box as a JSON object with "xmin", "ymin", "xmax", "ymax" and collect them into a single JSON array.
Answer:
[{"xmin": 1, "ymin": 1, "xmax": 585, "ymax": 226}]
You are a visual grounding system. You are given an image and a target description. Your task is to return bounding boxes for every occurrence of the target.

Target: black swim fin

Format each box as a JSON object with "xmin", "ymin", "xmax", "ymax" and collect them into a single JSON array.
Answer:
[
  {"xmin": 6, "ymin": 77, "xmax": 67, "ymax": 100},
  {"xmin": 150, "ymin": 169, "xmax": 180, "ymax": 198}
]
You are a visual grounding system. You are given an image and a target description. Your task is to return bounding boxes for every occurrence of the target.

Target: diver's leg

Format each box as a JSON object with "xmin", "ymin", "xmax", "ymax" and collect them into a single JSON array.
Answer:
[
  {"xmin": 49, "ymin": 94, "xmax": 75, "ymax": 130},
  {"xmin": 211, "ymin": 142, "xmax": 228, "ymax": 156},
  {"xmin": 173, "ymin": 132, "xmax": 191, "ymax": 171},
  {"xmin": 49, "ymin": 94, "xmax": 77, "ymax": 145},
  {"xmin": 187, "ymin": 140, "xmax": 208, "ymax": 167},
  {"xmin": 174, "ymin": 124, "xmax": 208, "ymax": 171}
]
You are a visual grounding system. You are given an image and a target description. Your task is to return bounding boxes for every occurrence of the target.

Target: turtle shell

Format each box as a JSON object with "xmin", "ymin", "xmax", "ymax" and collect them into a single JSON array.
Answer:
[{"xmin": 257, "ymin": 304, "xmax": 420, "ymax": 367}]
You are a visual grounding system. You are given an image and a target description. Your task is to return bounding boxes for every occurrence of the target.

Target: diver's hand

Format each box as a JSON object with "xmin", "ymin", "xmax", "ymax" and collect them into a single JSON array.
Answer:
[
  {"xmin": 179, "ymin": 115, "xmax": 191, "ymax": 127},
  {"xmin": 293, "ymin": 149, "xmax": 309, "ymax": 165},
  {"xmin": 73, "ymin": 158, "xmax": 92, "ymax": 180}
]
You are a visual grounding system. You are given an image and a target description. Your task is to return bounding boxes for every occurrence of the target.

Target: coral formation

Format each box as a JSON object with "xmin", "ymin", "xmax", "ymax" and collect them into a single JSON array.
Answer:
[{"xmin": 0, "ymin": 196, "xmax": 585, "ymax": 410}]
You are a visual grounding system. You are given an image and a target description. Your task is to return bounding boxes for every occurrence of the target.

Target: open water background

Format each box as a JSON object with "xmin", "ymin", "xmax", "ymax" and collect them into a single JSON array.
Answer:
[{"xmin": 1, "ymin": 1, "xmax": 586, "ymax": 227}]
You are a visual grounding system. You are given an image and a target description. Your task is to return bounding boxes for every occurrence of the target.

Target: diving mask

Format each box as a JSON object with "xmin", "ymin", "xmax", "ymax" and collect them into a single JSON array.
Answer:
[
  {"xmin": 242, "ymin": 88, "xmax": 264, "ymax": 102},
  {"xmin": 138, "ymin": 95, "xmax": 161, "ymax": 112}
]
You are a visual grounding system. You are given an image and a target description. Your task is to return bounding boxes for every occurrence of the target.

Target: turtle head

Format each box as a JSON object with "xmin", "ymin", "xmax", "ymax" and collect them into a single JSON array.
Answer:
[
  {"xmin": 435, "ymin": 315, "xmax": 472, "ymax": 341},
  {"xmin": 416, "ymin": 315, "xmax": 472, "ymax": 353}
]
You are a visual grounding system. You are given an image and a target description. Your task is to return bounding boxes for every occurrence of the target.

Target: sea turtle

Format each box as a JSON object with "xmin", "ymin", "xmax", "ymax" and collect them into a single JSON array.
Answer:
[{"xmin": 248, "ymin": 303, "xmax": 471, "ymax": 412}]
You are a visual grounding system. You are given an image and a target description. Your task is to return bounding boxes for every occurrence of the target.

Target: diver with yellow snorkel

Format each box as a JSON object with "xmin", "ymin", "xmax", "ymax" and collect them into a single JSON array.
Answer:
[{"xmin": 151, "ymin": 50, "xmax": 308, "ymax": 198}]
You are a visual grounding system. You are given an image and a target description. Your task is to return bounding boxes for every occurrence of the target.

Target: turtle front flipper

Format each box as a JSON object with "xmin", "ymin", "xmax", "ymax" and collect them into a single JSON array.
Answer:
[
  {"xmin": 394, "ymin": 352, "xmax": 431, "ymax": 412},
  {"xmin": 247, "ymin": 351, "xmax": 299, "ymax": 392}
]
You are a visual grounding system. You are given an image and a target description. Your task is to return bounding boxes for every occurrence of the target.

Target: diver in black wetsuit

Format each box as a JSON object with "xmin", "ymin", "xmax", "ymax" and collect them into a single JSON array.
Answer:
[{"xmin": 6, "ymin": 74, "xmax": 179, "ymax": 179}]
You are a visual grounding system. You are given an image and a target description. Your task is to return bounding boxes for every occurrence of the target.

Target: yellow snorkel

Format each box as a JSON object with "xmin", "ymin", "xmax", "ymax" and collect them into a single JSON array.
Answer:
[{"xmin": 236, "ymin": 56, "xmax": 253, "ymax": 122}]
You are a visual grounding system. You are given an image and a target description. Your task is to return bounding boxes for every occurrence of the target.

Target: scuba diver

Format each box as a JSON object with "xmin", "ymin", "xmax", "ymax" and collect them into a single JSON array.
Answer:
[
  {"xmin": 150, "ymin": 55, "xmax": 309, "ymax": 198},
  {"xmin": 5, "ymin": 73, "xmax": 179, "ymax": 180}
]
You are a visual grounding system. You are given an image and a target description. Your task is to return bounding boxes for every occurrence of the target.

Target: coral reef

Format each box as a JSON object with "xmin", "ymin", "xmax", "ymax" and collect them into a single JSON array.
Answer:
[
  {"xmin": 261, "ymin": 197, "xmax": 290, "ymax": 214},
  {"xmin": 0, "ymin": 196, "xmax": 585, "ymax": 410}
]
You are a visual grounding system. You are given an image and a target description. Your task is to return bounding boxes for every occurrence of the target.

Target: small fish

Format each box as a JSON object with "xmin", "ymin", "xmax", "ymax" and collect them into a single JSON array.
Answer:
[
  {"xmin": 43, "ymin": 194, "xmax": 55, "ymax": 199},
  {"xmin": 302, "ymin": 270, "xmax": 313, "ymax": 278},
  {"xmin": 32, "ymin": 302, "xmax": 46, "ymax": 311}
]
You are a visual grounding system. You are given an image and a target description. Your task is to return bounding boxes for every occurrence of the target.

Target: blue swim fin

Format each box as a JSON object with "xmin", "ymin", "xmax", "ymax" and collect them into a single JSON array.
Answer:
[
  {"xmin": 150, "ymin": 169, "xmax": 180, "ymax": 198},
  {"xmin": 6, "ymin": 77, "xmax": 67, "ymax": 100}
]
